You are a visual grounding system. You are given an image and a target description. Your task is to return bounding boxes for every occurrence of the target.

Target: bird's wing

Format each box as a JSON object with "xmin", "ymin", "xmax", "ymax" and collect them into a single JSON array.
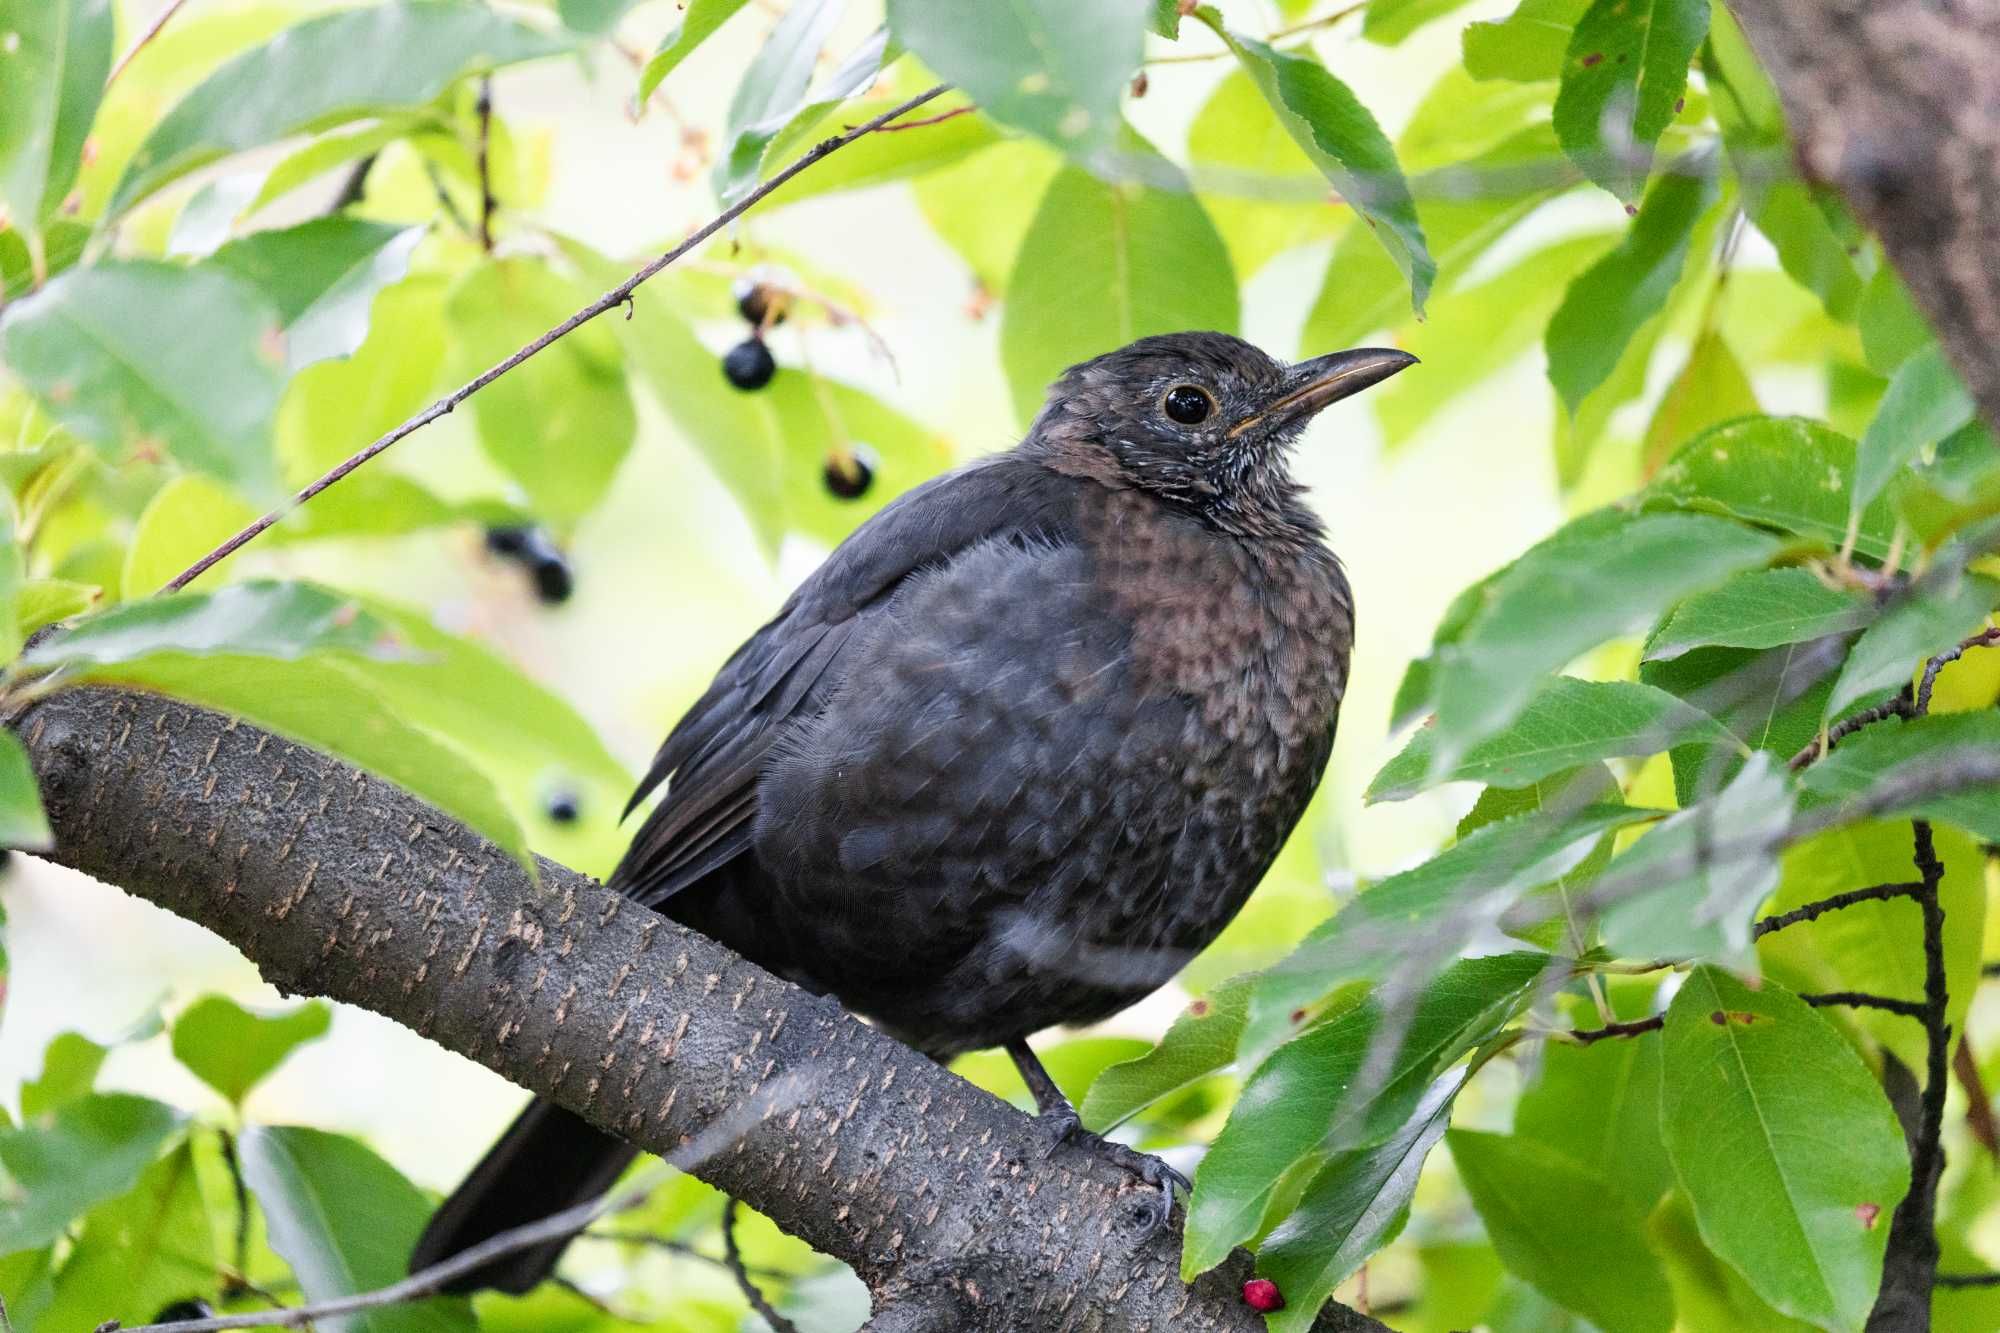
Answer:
[{"xmin": 607, "ymin": 455, "xmax": 1086, "ymax": 908}]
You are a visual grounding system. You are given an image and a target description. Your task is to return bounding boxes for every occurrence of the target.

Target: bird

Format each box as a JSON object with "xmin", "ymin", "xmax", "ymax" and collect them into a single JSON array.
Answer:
[{"xmin": 410, "ymin": 330, "xmax": 1416, "ymax": 1293}]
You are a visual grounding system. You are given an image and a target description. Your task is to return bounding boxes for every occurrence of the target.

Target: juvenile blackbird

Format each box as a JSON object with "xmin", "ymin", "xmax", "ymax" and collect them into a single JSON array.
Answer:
[{"xmin": 411, "ymin": 331, "xmax": 1415, "ymax": 1292}]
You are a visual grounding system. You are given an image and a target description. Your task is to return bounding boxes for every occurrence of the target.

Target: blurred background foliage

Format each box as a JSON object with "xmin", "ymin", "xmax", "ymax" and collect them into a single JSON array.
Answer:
[{"xmin": 1, "ymin": 0, "xmax": 1998, "ymax": 1329}]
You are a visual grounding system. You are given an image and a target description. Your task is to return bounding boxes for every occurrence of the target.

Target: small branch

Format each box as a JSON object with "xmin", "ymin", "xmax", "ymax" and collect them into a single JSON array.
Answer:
[
  {"xmin": 584, "ymin": 1229, "xmax": 792, "ymax": 1280},
  {"xmin": 1561, "ymin": 1015, "xmax": 1665, "ymax": 1045},
  {"xmin": 1789, "ymin": 691, "xmax": 1914, "ymax": 770},
  {"xmin": 215, "ymin": 1128, "xmax": 252, "ymax": 1293},
  {"xmin": 1937, "ymin": 1273, "xmax": 2000, "ymax": 1289},
  {"xmin": 871, "ymin": 104, "xmax": 976, "ymax": 132},
  {"xmin": 1917, "ymin": 626, "xmax": 2000, "ymax": 713},
  {"xmin": 1752, "ymin": 882, "xmax": 1924, "ymax": 939},
  {"xmin": 326, "ymin": 154, "xmax": 378, "ymax": 215},
  {"xmin": 723, "ymin": 1198, "xmax": 802, "ymax": 1333},
  {"xmin": 1954, "ymin": 1036, "xmax": 1997, "ymax": 1159},
  {"xmin": 475, "ymin": 78, "xmax": 496, "ymax": 253},
  {"xmin": 158, "ymin": 82, "xmax": 952, "ymax": 595},
  {"xmin": 106, "ymin": 0, "xmax": 192, "ymax": 88},
  {"xmin": 1800, "ymin": 991, "xmax": 1929, "ymax": 1022}
]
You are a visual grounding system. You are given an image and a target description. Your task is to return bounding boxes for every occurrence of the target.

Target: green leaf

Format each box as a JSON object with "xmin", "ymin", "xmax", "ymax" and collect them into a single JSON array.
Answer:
[
  {"xmin": 17, "ymin": 578, "xmax": 101, "ymax": 635},
  {"xmin": 120, "ymin": 474, "xmax": 260, "ymax": 599},
  {"xmin": 20, "ymin": 1031, "xmax": 107, "ymax": 1119},
  {"xmin": 1799, "ymin": 713, "xmax": 2000, "ymax": 845},
  {"xmin": 0, "ymin": 0, "xmax": 113, "ymax": 233},
  {"xmin": 1200, "ymin": 16, "xmax": 1433, "ymax": 312},
  {"xmin": 0, "ymin": 1093, "xmax": 183, "ymax": 1253},
  {"xmin": 711, "ymin": 5, "xmax": 868, "ymax": 206},
  {"xmin": 39, "ymin": 1144, "xmax": 215, "ymax": 1329},
  {"xmin": 1642, "ymin": 640, "xmax": 1836, "ymax": 805},
  {"xmin": 1243, "ymin": 804, "xmax": 1658, "ymax": 1069},
  {"xmin": 1662, "ymin": 967, "xmax": 1909, "ymax": 1331},
  {"xmin": 885, "ymin": 0, "xmax": 1149, "ymax": 155},
  {"xmin": 1759, "ymin": 820, "xmax": 1984, "ymax": 1075},
  {"xmin": 207, "ymin": 219, "xmax": 424, "ymax": 372},
  {"xmin": 1646, "ymin": 567, "xmax": 1871, "ymax": 661},
  {"xmin": 0, "ymin": 261, "xmax": 287, "ymax": 494},
  {"xmin": 1640, "ymin": 329, "xmax": 1760, "ymax": 475},
  {"xmin": 278, "ymin": 274, "xmax": 446, "ymax": 479},
  {"xmin": 111, "ymin": 1, "xmax": 570, "ymax": 216},
  {"xmin": 171, "ymin": 995, "xmax": 332, "ymax": 1106},
  {"xmin": 0, "ymin": 1248, "xmax": 53, "ymax": 1329},
  {"xmin": 445, "ymin": 258, "xmax": 636, "ymax": 526},
  {"xmin": 1186, "ymin": 70, "xmax": 1330, "ymax": 280},
  {"xmin": 556, "ymin": 0, "xmax": 643, "ymax": 37},
  {"xmin": 1427, "ymin": 511, "xmax": 1778, "ymax": 780},
  {"xmin": 1000, "ymin": 136, "xmax": 1238, "ymax": 426},
  {"xmin": 1451, "ymin": 1130, "xmax": 1673, "ymax": 1333},
  {"xmin": 1463, "ymin": 0, "xmax": 1590, "ymax": 81},
  {"xmin": 0, "ymin": 729, "xmax": 53, "ymax": 855},
  {"xmin": 1824, "ymin": 570, "xmax": 2000, "ymax": 721},
  {"xmin": 1706, "ymin": 7, "xmax": 1863, "ymax": 324},
  {"xmin": 1259, "ymin": 1072, "xmax": 1464, "ymax": 1332},
  {"xmin": 1647, "ymin": 416, "xmax": 1901, "ymax": 561},
  {"xmin": 1853, "ymin": 342, "xmax": 1977, "ymax": 513},
  {"xmin": 1649, "ymin": 1190, "xmax": 1819, "ymax": 1333},
  {"xmin": 242, "ymin": 1125, "xmax": 477, "ymax": 1333},
  {"xmin": 1599, "ymin": 753, "xmax": 1792, "ymax": 960},
  {"xmin": 54, "ymin": 652, "xmax": 532, "ymax": 871},
  {"xmin": 1082, "ymin": 979, "xmax": 1249, "ymax": 1132},
  {"xmin": 1370, "ymin": 677, "xmax": 1728, "ymax": 801},
  {"xmin": 1514, "ymin": 992, "xmax": 1672, "ymax": 1212},
  {"xmin": 637, "ymin": 0, "xmax": 752, "ymax": 104},
  {"xmin": 911, "ymin": 138, "xmax": 1061, "ymax": 294},
  {"xmin": 1364, "ymin": 0, "xmax": 1479, "ymax": 45},
  {"xmin": 756, "ymin": 95, "xmax": 1001, "ymax": 208},
  {"xmin": 1552, "ymin": 0, "xmax": 1707, "ymax": 201},
  {"xmin": 23, "ymin": 581, "xmax": 399, "ymax": 668},
  {"xmin": 1858, "ymin": 262, "xmax": 1931, "ymax": 376},
  {"xmin": 1185, "ymin": 953, "xmax": 1548, "ymax": 1276},
  {"xmin": 1547, "ymin": 162, "xmax": 1716, "ymax": 413}
]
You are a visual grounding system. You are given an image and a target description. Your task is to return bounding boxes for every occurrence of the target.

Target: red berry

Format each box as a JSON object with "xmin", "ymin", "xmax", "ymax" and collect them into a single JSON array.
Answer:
[{"xmin": 1242, "ymin": 1278, "xmax": 1284, "ymax": 1312}]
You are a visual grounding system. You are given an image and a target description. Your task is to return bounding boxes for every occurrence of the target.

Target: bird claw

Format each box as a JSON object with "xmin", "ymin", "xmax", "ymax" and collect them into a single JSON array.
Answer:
[{"xmin": 1033, "ymin": 1107, "xmax": 1188, "ymax": 1234}]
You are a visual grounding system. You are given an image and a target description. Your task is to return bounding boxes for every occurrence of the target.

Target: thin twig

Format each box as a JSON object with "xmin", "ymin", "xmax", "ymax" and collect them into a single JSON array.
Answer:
[
  {"xmin": 1954, "ymin": 1035, "xmax": 1998, "ymax": 1158},
  {"xmin": 722, "ymin": 1198, "xmax": 802, "ymax": 1333},
  {"xmin": 1800, "ymin": 990, "xmax": 1929, "ymax": 1021},
  {"xmin": 872, "ymin": 103, "xmax": 976, "ymax": 132},
  {"xmin": 326, "ymin": 154, "xmax": 378, "ymax": 214},
  {"xmin": 584, "ymin": 1229, "xmax": 792, "ymax": 1280},
  {"xmin": 1917, "ymin": 625, "xmax": 2000, "ymax": 713},
  {"xmin": 1789, "ymin": 690, "xmax": 1915, "ymax": 770},
  {"xmin": 159, "ymin": 82, "xmax": 950, "ymax": 595},
  {"xmin": 1751, "ymin": 882, "xmax": 1924, "ymax": 939},
  {"xmin": 1938, "ymin": 1273, "xmax": 2000, "ymax": 1289},
  {"xmin": 1561, "ymin": 1015, "xmax": 1665, "ymax": 1045},
  {"xmin": 216, "ymin": 1128, "xmax": 252, "ymax": 1292},
  {"xmin": 106, "ymin": 0, "xmax": 192, "ymax": 88},
  {"xmin": 475, "ymin": 77, "xmax": 496, "ymax": 253}
]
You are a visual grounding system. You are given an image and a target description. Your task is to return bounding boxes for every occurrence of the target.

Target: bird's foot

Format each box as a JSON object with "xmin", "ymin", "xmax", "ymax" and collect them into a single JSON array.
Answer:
[{"xmin": 1033, "ymin": 1106, "xmax": 1189, "ymax": 1234}]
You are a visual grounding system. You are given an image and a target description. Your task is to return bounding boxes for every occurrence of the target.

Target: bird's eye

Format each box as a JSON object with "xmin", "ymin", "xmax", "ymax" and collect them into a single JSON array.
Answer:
[{"xmin": 1162, "ymin": 384, "xmax": 1214, "ymax": 425}]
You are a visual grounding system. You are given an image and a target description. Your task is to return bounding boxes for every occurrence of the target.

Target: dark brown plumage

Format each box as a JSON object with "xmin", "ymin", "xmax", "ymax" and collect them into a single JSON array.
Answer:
[{"xmin": 412, "ymin": 331, "xmax": 1415, "ymax": 1293}]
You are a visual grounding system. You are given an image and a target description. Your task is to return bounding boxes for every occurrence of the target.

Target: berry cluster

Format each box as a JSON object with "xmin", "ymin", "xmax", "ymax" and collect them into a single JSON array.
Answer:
[{"xmin": 722, "ymin": 275, "xmax": 877, "ymax": 501}]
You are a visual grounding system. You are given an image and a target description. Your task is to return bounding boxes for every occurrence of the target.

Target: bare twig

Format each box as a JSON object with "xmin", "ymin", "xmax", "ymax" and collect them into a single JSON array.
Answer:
[
  {"xmin": 1789, "ymin": 691, "xmax": 1914, "ymax": 770},
  {"xmin": 475, "ymin": 77, "xmax": 496, "ymax": 253},
  {"xmin": 215, "ymin": 1128, "xmax": 252, "ymax": 1293},
  {"xmin": 1751, "ymin": 882, "xmax": 1924, "ymax": 939},
  {"xmin": 872, "ymin": 104, "xmax": 976, "ymax": 132},
  {"xmin": 106, "ymin": 0, "xmax": 193, "ymax": 88},
  {"xmin": 723, "ymin": 1198, "xmax": 803, "ymax": 1333},
  {"xmin": 1938, "ymin": 1273, "xmax": 2000, "ymax": 1289},
  {"xmin": 1954, "ymin": 1036, "xmax": 1998, "ymax": 1159},
  {"xmin": 158, "ymin": 82, "xmax": 951, "ymax": 595},
  {"xmin": 1917, "ymin": 625, "xmax": 2000, "ymax": 713},
  {"xmin": 326, "ymin": 154, "xmax": 378, "ymax": 214},
  {"xmin": 1800, "ymin": 990, "xmax": 1929, "ymax": 1022},
  {"xmin": 1562, "ymin": 1015, "xmax": 1665, "ymax": 1045}
]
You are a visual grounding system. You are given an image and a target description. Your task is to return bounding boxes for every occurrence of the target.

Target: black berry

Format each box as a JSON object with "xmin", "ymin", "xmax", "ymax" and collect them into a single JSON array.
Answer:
[
  {"xmin": 531, "ymin": 553, "xmax": 574, "ymax": 604},
  {"xmin": 545, "ymin": 789, "xmax": 581, "ymax": 824},
  {"xmin": 823, "ymin": 446, "xmax": 876, "ymax": 500},
  {"xmin": 154, "ymin": 1302, "xmax": 216, "ymax": 1322},
  {"xmin": 484, "ymin": 525, "xmax": 532, "ymax": 557},
  {"xmin": 723, "ymin": 338, "xmax": 776, "ymax": 391},
  {"xmin": 733, "ymin": 277, "xmax": 787, "ymax": 329}
]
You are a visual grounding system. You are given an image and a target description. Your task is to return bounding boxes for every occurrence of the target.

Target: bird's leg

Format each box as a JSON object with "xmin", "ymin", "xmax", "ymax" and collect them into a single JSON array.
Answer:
[{"xmin": 1004, "ymin": 1038, "xmax": 1188, "ymax": 1231}]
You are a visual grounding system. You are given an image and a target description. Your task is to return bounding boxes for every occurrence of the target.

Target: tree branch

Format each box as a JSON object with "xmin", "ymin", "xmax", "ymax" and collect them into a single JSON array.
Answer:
[
  {"xmin": 1723, "ymin": 0, "xmax": 2000, "ymax": 430},
  {"xmin": 14, "ymin": 686, "xmax": 1385, "ymax": 1333},
  {"xmin": 159, "ymin": 82, "xmax": 952, "ymax": 596}
]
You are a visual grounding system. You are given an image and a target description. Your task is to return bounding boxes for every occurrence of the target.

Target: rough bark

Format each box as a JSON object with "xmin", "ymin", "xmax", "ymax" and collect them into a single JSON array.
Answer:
[
  {"xmin": 15, "ymin": 687, "xmax": 1386, "ymax": 1332},
  {"xmin": 1724, "ymin": 0, "xmax": 2000, "ymax": 430}
]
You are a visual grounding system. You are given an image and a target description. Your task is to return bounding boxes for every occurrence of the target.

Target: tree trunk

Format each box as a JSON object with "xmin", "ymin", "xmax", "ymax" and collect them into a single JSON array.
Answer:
[{"xmin": 15, "ymin": 687, "xmax": 1385, "ymax": 1332}]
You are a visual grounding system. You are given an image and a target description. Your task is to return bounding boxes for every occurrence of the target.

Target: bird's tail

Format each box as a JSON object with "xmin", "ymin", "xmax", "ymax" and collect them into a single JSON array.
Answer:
[{"xmin": 409, "ymin": 1097, "xmax": 639, "ymax": 1294}]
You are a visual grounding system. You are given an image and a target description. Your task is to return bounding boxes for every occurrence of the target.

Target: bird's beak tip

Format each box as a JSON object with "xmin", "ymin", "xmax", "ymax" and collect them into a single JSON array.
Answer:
[{"xmin": 1229, "ymin": 346, "xmax": 1418, "ymax": 437}]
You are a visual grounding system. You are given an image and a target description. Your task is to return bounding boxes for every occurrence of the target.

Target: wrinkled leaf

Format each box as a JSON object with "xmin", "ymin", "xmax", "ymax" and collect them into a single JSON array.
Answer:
[
  {"xmin": 208, "ymin": 218, "xmax": 423, "ymax": 372},
  {"xmin": 1648, "ymin": 416, "xmax": 1900, "ymax": 561},
  {"xmin": 1552, "ymin": 0, "xmax": 1708, "ymax": 201}
]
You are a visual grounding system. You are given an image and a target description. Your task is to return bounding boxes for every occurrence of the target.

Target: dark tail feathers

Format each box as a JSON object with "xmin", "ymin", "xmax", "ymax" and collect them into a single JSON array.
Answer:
[{"xmin": 409, "ymin": 1097, "xmax": 639, "ymax": 1294}]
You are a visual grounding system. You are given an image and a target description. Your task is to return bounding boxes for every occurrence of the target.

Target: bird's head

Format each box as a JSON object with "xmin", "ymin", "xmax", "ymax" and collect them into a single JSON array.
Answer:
[{"xmin": 1027, "ymin": 331, "xmax": 1415, "ymax": 536}]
